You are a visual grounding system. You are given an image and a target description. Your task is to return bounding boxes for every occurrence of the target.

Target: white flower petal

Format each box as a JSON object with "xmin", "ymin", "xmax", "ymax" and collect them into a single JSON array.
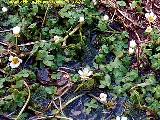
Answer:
[
  {"xmin": 10, "ymin": 62, "xmax": 20, "ymax": 68},
  {"xmin": 12, "ymin": 26, "xmax": 20, "ymax": 35},
  {"xmin": 129, "ymin": 47, "xmax": 135, "ymax": 55},
  {"xmin": 99, "ymin": 93, "xmax": 107, "ymax": 102},
  {"xmin": 9, "ymin": 56, "xmax": 13, "ymax": 61},
  {"xmin": 154, "ymin": 15, "xmax": 157, "ymax": 20},
  {"xmin": 145, "ymin": 12, "xmax": 157, "ymax": 23},
  {"xmin": 121, "ymin": 116, "xmax": 127, "ymax": 120},
  {"xmin": 145, "ymin": 13, "xmax": 150, "ymax": 18},
  {"xmin": 54, "ymin": 35, "xmax": 60, "ymax": 43},
  {"xmin": 100, "ymin": 93, "xmax": 107, "ymax": 98},
  {"xmin": 88, "ymin": 71, "xmax": 93, "ymax": 76},
  {"xmin": 79, "ymin": 67, "xmax": 93, "ymax": 79},
  {"xmin": 116, "ymin": 116, "xmax": 121, "ymax": 120},
  {"xmin": 145, "ymin": 26, "xmax": 152, "ymax": 33},
  {"xmin": 79, "ymin": 16, "xmax": 84, "ymax": 22},
  {"xmin": 83, "ymin": 67, "xmax": 89, "ymax": 74},
  {"xmin": 78, "ymin": 70, "xmax": 83, "ymax": 76},
  {"xmin": 103, "ymin": 15, "xmax": 109, "ymax": 21},
  {"xmin": 130, "ymin": 40, "xmax": 136, "ymax": 48},
  {"xmin": 19, "ymin": 58, "xmax": 22, "ymax": 63},
  {"xmin": 100, "ymin": 97, "xmax": 106, "ymax": 102},
  {"xmin": 92, "ymin": 0, "xmax": 97, "ymax": 5},
  {"xmin": 150, "ymin": 12, "xmax": 154, "ymax": 16},
  {"xmin": 2, "ymin": 7, "xmax": 8, "ymax": 12}
]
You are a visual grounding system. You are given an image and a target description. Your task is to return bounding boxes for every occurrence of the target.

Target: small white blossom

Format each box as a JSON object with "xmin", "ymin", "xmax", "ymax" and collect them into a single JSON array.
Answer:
[
  {"xmin": 53, "ymin": 35, "xmax": 60, "ymax": 43},
  {"xmin": 92, "ymin": 0, "xmax": 97, "ymax": 5},
  {"xmin": 79, "ymin": 16, "xmax": 84, "ymax": 23},
  {"xmin": 129, "ymin": 47, "xmax": 135, "ymax": 55},
  {"xmin": 12, "ymin": 26, "xmax": 20, "ymax": 35},
  {"xmin": 99, "ymin": 93, "xmax": 107, "ymax": 102},
  {"xmin": 116, "ymin": 116, "xmax": 127, "ymax": 120},
  {"xmin": 2, "ymin": 7, "xmax": 8, "ymax": 12},
  {"xmin": 145, "ymin": 26, "xmax": 152, "ymax": 33},
  {"xmin": 9, "ymin": 56, "xmax": 22, "ymax": 68},
  {"xmin": 78, "ymin": 67, "xmax": 93, "ymax": 80},
  {"xmin": 130, "ymin": 40, "xmax": 136, "ymax": 48},
  {"xmin": 103, "ymin": 15, "xmax": 109, "ymax": 21},
  {"xmin": 145, "ymin": 11, "xmax": 157, "ymax": 23}
]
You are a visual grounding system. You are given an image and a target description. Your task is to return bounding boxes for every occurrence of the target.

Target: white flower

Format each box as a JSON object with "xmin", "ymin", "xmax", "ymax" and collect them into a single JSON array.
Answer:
[
  {"xmin": 116, "ymin": 116, "xmax": 127, "ymax": 120},
  {"xmin": 79, "ymin": 16, "xmax": 84, "ymax": 23},
  {"xmin": 145, "ymin": 12, "xmax": 157, "ymax": 23},
  {"xmin": 129, "ymin": 47, "xmax": 135, "ymax": 55},
  {"xmin": 130, "ymin": 40, "xmax": 136, "ymax": 48},
  {"xmin": 99, "ymin": 93, "xmax": 107, "ymax": 102},
  {"xmin": 92, "ymin": 0, "xmax": 97, "ymax": 5},
  {"xmin": 145, "ymin": 26, "xmax": 152, "ymax": 33},
  {"xmin": 54, "ymin": 35, "xmax": 60, "ymax": 43},
  {"xmin": 9, "ymin": 56, "xmax": 22, "ymax": 68},
  {"xmin": 2, "ymin": 7, "xmax": 8, "ymax": 12},
  {"xmin": 12, "ymin": 26, "xmax": 20, "ymax": 35},
  {"xmin": 103, "ymin": 15, "xmax": 109, "ymax": 21},
  {"xmin": 78, "ymin": 67, "xmax": 93, "ymax": 80}
]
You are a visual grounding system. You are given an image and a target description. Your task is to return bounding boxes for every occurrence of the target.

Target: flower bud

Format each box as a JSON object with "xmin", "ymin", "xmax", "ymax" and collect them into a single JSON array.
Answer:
[
  {"xmin": 12, "ymin": 26, "xmax": 20, "ymax": 35},
  {"xmin": 2, "ymin": 7, "xmax": 8, "ymax": 12}
]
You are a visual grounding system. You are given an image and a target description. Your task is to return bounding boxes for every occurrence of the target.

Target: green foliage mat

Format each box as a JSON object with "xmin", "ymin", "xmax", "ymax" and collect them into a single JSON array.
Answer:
[{"xmin": 0, "ymin": 0, "xmax": 160, "ymax": 119}]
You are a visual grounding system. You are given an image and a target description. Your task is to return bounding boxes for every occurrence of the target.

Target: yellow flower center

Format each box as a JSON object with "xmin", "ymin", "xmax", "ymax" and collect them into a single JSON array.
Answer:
[
  {"xmin": 84, "ymin": 72, "xmax": 89, "ymax": 76},
  {"xmin": 148, "ymin": 16, "xmax": 155, "ymax": 22},
  {"xmin": 146, "ymin": 27, "xmax": 152, "ymax": 32},
  {"xmin": 12, "ymin": 57, "xmax": 20, "ymax": 64},
  {"xmin": 101, "ymin": 96, "xmax": 105, "ymax": 98}
]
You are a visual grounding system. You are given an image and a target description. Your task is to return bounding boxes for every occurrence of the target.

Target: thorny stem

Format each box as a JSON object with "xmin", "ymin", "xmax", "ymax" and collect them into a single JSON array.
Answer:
[{"xmin": 14, "ymin": 81, "xmax": 30, "ymax": 120}]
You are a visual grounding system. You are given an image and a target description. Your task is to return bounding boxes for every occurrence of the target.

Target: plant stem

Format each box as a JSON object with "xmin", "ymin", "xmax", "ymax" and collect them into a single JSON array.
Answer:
[
  {"xmin": 15, "ymin": 36, "xmax": 18, "ymax": 45},
  {"xmin": 0, "ymin": 29, "xmax": 11, "ymax": 33},
  {"xmin": 55, "ymin": 94, "xmax": 84, "ymax": 114},
  {"xmin": 15, "ymin": 81, "xmax": 30, "ymax": 120},
  {"xmin": 42, "ymin": 1, "xmax": 50, "ymax": 27},
  {"xmin": 62, "ymin": 23, "xmax": 83, "ymax": 47},
  {"xmin": 74, "ymin": 80, "xmax": 85, "ymax": 92}
]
